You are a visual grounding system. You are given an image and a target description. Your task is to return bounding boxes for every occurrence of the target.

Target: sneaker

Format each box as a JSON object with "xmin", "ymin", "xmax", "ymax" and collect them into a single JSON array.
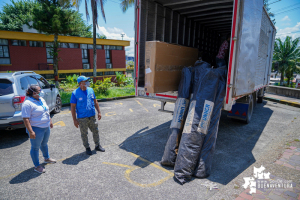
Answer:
[
  {"xmin": 34, "ymin": 165, "xmax": 46, "ymax": 173},
  {"xmin": 44, "ymin": 158, "xmax": 57, "ymax": 164},
  {"xmin": 95, "ymin": 145, "xmax": 105, "ymax": 152},
  {"xmin": 86, "ymin": 147, "xmax": 93, "ymax": 155}
]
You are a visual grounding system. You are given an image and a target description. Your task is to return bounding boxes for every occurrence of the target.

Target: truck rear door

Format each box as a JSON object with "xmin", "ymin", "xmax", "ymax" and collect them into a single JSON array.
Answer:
[{"xmin": 231, "ymin": 0, "xmax": 264, "ymax": 97}]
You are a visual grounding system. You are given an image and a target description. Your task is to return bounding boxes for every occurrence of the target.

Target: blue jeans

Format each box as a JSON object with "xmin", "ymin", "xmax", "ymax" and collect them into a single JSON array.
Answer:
[
  {"xmin": 27, "ymin": 127, "xmax": 50, "ymax": 167},
  {"xmin": 216, "ymin": 57, "xmax": 226, "ymax": 68}
]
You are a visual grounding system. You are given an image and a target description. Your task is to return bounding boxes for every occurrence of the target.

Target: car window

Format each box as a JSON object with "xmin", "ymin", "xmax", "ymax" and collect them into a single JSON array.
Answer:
[
  {"xmin": 26, "ymin": 76, "xmax": 39, "ymax": 86},
  {"xmin": 35, "ymin": 76, "xmax": 50, "ymax": 89},
  {"xmin": 20, "ymin": 77, "xmax": 29, "ymax": 90},
  {"xmin": 0, "ymin": 79, "xmax": 13, "ymax": 96}
]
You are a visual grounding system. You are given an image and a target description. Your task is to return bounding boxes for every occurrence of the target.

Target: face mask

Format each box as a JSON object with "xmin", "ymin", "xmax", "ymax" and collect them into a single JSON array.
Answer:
[
  {"xmin": 39, "ymin": 90, "xmax": 45, "ymax": 97},
  {"xmin": 29, "ymin": 88, "xmax": 43, "ymax": 97},
  {"xmin": 85, "ymin": 81, "xmax": 90, "ymax": 87}
]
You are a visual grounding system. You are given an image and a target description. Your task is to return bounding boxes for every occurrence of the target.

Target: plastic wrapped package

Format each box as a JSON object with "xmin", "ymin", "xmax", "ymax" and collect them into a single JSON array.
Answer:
[
  {"xmin": 194, "ymin": 65, "xmax": 227, "ymax": 178},
  {"xmin": 174, "ymin": 61, "xmax": 227, "ymax": 184},
  {"xmin": 160, "ymin": 67, "xmax": 192, "ymax": 166}
]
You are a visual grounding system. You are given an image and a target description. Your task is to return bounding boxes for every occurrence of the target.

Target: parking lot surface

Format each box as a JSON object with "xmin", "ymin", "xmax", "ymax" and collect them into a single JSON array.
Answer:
[{"xmin": 0, "ymin": 98, "xmax": 300, "ymax": 199}]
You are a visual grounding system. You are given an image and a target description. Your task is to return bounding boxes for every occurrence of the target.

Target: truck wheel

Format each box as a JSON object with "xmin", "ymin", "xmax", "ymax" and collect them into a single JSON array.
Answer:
[
  {"xmin": 52, "ymin": 96, "xmax": 62, "ymax": 114},
  {"xmin": 257, "ymin": 96, "xmax": 263, "ymax": 103},
  {"xmin": 245, "ymin": 95, "xmax": 254, "ymax": 124},
  {"xmin": 257, "ymin": 88, "xmax": 264, "ymax": 103}
]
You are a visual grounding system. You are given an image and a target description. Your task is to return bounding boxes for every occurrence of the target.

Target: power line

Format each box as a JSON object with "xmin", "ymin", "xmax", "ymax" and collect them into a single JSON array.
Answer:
[
  {"xmin": 273, "ymin": 2, "xmax": 300, "ymax": 13},
  {"xmin": 274, "ymin": 6, "xmax": 300, "ymax": 15},
  {"xmin": 269, "ymin": 0, "xmax": 281, "ymax": 5},
  {"xmin": 276, "ymin": 30, "xmax": 300, "ymax": 36}
]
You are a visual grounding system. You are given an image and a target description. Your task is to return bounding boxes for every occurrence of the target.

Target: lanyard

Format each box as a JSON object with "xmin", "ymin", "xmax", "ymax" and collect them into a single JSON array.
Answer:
[{"xmin": 30, "ymin": 97, "xmax": 48, "ymax": 113}]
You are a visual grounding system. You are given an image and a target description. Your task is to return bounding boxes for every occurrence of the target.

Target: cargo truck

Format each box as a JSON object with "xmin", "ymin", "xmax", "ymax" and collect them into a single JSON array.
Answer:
[{"xmin": 134, "ymin": 0, "xmax": 276, "ymax": 123}]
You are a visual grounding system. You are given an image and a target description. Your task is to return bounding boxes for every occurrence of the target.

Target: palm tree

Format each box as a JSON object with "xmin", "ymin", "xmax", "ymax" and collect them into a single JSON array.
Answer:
[
  {"xmin": 273, "ymin": 36, "xmax": 300, "ymax": 85},
  {"xmin": 286, "ymin": 58, "xmax": 300, "ymax": 86},
  {"xmin": 73, "ymin": 0, "xmax": 106, "ymax": 83},
  {"xmin": 96, "ymin": 33, "xmax": 106, "ymax": 39},
  {"xmin": 120, "ymin": 0, "xmax": 134, "ymax": 12}
]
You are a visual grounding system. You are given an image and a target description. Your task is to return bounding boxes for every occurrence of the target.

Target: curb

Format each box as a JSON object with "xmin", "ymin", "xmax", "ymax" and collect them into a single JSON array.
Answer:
[
  {"xmin": 62, "ymin": 95, "xmax": 135, "ymax": 107},
  {"xmin": 263, "ymin": 96, "xmax": 300, "ymax": 108}
]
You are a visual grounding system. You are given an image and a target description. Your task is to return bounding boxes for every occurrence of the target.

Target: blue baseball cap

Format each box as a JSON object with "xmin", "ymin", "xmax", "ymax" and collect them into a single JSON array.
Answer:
[{"xmin": 77, "ymin": 76, "xmax": 90, "ymax": 84}]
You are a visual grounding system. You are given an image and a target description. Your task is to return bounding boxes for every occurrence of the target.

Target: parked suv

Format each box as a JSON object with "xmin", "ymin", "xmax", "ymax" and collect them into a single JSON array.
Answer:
[{"xmin": 0, "ymin": 71, "xmax": 61, "ymax": 130}]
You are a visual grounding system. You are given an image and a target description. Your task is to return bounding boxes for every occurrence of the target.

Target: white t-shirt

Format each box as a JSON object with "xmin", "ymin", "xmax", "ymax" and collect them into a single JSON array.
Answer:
[{"xmin": 21, "ymin": 97, "xmax": 50, "ymax": 128}]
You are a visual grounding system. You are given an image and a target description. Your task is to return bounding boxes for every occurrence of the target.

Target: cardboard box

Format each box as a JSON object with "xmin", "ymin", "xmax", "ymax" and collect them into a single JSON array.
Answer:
[{"xmin": 145, "ymin": 41, "xmax": 198, "ymax": 93}]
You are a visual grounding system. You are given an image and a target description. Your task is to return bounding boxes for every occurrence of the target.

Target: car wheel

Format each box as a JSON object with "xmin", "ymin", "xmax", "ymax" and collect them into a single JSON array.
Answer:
[{"xmin": 52, "ymin": 96, "xmax": 62, "ymax": 114}]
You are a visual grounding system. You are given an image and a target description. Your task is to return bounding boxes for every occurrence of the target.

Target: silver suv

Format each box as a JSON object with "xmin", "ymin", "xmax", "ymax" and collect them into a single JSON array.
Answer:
[{"xmin": 0, "ymin": 71, "xmax": 61, "ymax": 130}]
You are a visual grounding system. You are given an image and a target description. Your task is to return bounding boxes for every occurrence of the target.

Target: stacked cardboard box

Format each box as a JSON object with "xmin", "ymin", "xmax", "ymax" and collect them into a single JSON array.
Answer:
[{"xmin": 144, "ymin": 41, "xmax": 198, "ymax": 93}]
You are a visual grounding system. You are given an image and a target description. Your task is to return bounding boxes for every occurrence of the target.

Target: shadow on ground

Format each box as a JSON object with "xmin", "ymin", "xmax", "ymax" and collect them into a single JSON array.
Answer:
[
  {"xmin": 9, "ymin": 168, "xmax": 41, "ymax": 184},
  {"xmin": 119, "ymin": 101, "xmax": 273, "ymax": 185},
  {"xmin": 62, "ymin": 152, "xmax": 91, "ymax": 165},
  {"xmin": 0, "ymin": 128, "xmax": 28, "ymax": 149}
]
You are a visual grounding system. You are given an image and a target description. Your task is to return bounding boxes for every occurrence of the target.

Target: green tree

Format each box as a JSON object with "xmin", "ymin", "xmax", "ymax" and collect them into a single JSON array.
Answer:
[
  {"xmin": 285, "ymin": 58, "xmax": 300, "ymax": 86},
  {"xmin": 73, "ymin": 0, "xmax": 106, "ymax": 83},
  {"xmin": 263, "ymin": 0, "xmax": 276, "ymax": 25},
  {"xmin": 0, "ymin": 0, "xmax": 92, "ymax": 37},
  {"xmin": 120, "ymin": 0, "xmax": 134, "ymax": 12},
  {"xmin": 31, "ymin": 0, "xmax": 85, "ymax": 87},
  {"xmin": 0, "ymin": 0, "xmax": 38, "ymax": 31},
  {"xmin": 96, "ymin": 33, "xmax": 106, "ymax": 39},
  {"xmin": 273, "ymin": 36, "xmax": 300, "ymax": 86}
]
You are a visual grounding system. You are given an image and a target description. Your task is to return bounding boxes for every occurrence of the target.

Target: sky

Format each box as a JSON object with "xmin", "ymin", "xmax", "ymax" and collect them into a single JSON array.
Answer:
[{"xmin": 0, "ymin": 0, "xmax": 300, "ymax": 57}]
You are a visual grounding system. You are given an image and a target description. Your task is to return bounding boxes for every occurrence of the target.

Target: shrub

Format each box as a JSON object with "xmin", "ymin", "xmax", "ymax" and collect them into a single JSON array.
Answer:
[
  {"xmin": 95, "ymin": 77, "xmax": 113, "ymax": 95},
  {"xmin": 124, "ymin": 77, "xmax": 134, "ymax": 86},
  {"xmin": 115, "ymin": 72, "xmax": 126, "ymax": 86}
]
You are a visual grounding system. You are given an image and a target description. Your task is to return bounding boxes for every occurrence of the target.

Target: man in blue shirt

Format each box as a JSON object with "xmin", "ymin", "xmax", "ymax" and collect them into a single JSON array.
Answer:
[{"xmin": 70, "ymin": 76, "xmax": 105, "ymax": 155}]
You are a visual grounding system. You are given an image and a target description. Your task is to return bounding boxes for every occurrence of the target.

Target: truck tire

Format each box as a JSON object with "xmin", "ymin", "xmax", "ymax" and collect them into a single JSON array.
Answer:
[
  {"xmin": 257, "ymin": 88, "xmax": 264, "ymax": 103},
  {"xmin": 52, "ymin": 96, "xmax": 62, "ymax": 114},
  {"xmin": 257, "ymin": 96, "xmax": 263, "ymax": 103},
  {"xmin": 245, "ymin": 94, "xmax": 254, "ymax": 124}
]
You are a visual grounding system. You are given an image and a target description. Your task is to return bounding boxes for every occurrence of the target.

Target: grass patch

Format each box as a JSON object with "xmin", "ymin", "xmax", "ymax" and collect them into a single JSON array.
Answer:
[
  {"xmin": 294, "ymin": 139, "xmax": 300, "ymax": 142},
  {"xmin": 60, "ymin": 91, "xmax": 72, "ymax": 104},
  {"xmin": 60, "ymin": 86, "xmax": 135, "ymax": 104}
]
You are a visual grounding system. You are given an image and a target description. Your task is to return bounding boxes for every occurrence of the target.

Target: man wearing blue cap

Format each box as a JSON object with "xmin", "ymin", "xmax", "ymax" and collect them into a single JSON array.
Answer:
[{"xmin": 70, "ymin": 76, "xmax": 105, "ymax": 155}]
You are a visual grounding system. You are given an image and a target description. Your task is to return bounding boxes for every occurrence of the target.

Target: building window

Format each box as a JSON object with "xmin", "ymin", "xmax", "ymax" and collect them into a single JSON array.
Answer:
[
  {"xmin": 82, "ymin": 44, "xmax": 102, "ymax": 49},
  {"xmin": 81, "ymin": 44, "xmax": 89, "ymax": 64},
  {"xmin": 29, "ymin": 41, "xmax": 43, "ymax": 47},
  {"xmin": 0, "ymin": 39, "xmax": 10, "ymax": 64},
  {"xmin": 60, "ymin": 43, "xmax": 79, "ymax": 48},
  {"xmin": 116, "ymin": 46, "xmax": 123, "ymax": 50},
  {"xmin": 104, "ymin": 45, "xmax": 111, "ymax": 67},
  {"xmin": 45, "ymin": 42, "xmax": 53, "ymax": 63},
  {"xmin": 81, "ymin": 72, "xmax": 93, "ymax": 77},
  {"xmin": 11, "ymin": 40, "xmax": 26, "ymax": 46},
  {"xmin": 97, "ymin": 72, "xmax": 103, "ymax": 76},
  {"xmin": 104, "ymin": 71, "xmax": 115, "ymax": 75},
  {"xmin": 59, "ymin": 73, "xmax": 80, "ymax": 79},
  {"xmin": 40, "ymin": 74, "xmax": 54, "ymax": 79}
]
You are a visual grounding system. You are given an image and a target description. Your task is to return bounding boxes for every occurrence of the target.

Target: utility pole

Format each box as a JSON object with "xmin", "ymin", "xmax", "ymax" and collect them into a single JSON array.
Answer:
[{"xmin": 121, "ymin": 33, "xmax": 125, "ymax": 40}]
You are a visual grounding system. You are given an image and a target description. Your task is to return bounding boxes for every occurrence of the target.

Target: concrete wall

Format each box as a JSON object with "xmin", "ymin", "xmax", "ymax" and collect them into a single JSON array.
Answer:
[{"xmin": 266, "ymin": 86, "xmax": 300, "ymax": 99}]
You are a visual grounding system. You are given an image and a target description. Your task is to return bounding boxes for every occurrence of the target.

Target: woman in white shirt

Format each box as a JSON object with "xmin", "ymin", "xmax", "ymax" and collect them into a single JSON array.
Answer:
[{"xmin": 22, "ymin": 85, "xmax": 56, "ymax": 173}]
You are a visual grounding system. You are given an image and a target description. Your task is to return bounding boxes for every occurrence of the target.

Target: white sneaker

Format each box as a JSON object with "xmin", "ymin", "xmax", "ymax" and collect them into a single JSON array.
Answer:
[
  {"xmin": 44, "ymin": 158, "xmax": 57, "ymax": 164},
  {"xmin": 34, "ymin": 165, "xmax": 46, "ymax": 173}
]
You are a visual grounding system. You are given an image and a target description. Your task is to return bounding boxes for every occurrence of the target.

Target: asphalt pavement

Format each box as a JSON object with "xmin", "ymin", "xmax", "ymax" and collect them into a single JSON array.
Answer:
[{"xmin": 0, "ymin": 98, "xmax": 299, "ymax": 199}]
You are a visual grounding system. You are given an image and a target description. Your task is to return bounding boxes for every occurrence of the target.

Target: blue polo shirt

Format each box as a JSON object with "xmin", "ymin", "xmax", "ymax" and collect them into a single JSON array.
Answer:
[{"xmin": 70, "ymin": 87, "xmax": 96, "ymax": 119}]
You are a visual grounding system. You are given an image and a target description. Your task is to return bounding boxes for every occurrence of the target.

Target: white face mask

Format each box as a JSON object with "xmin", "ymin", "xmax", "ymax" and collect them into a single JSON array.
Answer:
[
  {"xmin": 85, "ymin": 81, "xmax": 90, "ymax": 87},
  {"xmin": 29, "ymin": 88, "xmax": 44, "ymax": 98},
  {"xmin": 39, "ymin": 90, "xmax": 45, "ymax": 97}
]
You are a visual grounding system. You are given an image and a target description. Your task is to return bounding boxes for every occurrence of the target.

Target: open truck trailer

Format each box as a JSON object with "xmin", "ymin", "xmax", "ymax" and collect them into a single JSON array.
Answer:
[{"xmin": 134, "ymin": 0, "xmax": 276, "ymax": 123}]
